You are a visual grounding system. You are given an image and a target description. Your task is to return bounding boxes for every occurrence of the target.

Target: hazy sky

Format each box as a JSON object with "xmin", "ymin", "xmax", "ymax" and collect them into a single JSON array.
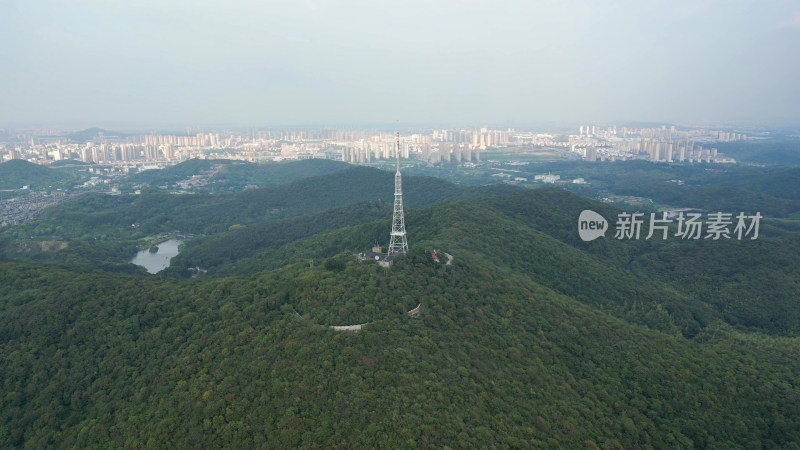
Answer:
[{"xmin": 2, "ymin": 0, "xmax": 799, "ymax": 128}]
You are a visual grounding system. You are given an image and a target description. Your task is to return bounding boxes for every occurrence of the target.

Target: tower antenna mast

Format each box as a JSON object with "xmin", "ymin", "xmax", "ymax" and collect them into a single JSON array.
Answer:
[{"xmin": 387, "ymin": 131, "xmax": 408, "ymax": 255}]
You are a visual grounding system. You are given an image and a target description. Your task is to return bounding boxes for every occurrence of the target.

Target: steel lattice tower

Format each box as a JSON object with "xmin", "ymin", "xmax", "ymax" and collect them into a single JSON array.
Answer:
[{"xmin": 388, "ymin": 132, "xmax": 408, "ymax": 255}]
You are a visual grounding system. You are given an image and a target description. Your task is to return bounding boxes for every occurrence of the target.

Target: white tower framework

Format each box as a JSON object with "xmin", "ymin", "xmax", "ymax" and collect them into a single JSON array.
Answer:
[{"xmin": 388, "ymin": 131, "xmax": 408, "ymax": 255}]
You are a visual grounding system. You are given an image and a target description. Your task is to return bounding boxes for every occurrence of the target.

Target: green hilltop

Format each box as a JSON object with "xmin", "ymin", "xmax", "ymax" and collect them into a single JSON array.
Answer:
[
  {"xmin": 0, "ymin": 160, "xmax": 77, "ymax": 190},
  {"xmin": 125, "ymin": 158, "xmax": 352, "ymax": 191}
]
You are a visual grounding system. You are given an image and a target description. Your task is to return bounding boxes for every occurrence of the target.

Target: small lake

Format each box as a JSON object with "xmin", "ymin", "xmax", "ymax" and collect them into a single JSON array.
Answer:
[{"xmin": 130, "ymin": 239, "xmax": 182, "ymax": 274}]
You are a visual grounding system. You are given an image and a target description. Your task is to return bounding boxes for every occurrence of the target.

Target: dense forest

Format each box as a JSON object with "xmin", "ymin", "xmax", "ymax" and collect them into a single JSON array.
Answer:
[
  {"xmin": 123, "ymin": 158, "xmax": 352, "ymax": 192},
  {"xmin": 173, "ymin": 188, "xmax": 798, "ymax": 337},
  {"xmin": 0, "ymin": 165, "xmax": 517, "ymax": 273},
  {"xmin": 1, "ymin": 161, "xmax": 799, "ymax": 447},
  {"xmin": 713, "ymin": 139, "xmax": 800, "ymax": 165},
  {"xmin": 5, "ymin": 165, "xmax": 517, "ymax": 240},
  {"xmin": 126, "ymin": 158, "xmax": 235, "ymax": 187},
  {"xmin": 0, "ymin": 159, "xmax": 83, "ymax": 190},
  {"xmin": 407, "ymin": 158, "xmax": 800, "ymax": 218},
  {"xmin": 207, "ymin": 158, "xmax": 352, "ymax": 191},
  {"xmin": 536, "ymin": 161, "xmax": 800, "ymax": 218}
]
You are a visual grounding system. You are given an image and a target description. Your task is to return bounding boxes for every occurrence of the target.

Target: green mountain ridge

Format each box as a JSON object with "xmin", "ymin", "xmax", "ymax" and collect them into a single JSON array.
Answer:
[
  {"xmin": 169, "ymin": 200, "xmax": 393, "ymax": 273},
  {"xmin": 175, "ymin": 187, "xmax": 798, "ymax": 338},
  {"xmin": 497, "ymin": 160, "xmax": 800, "ymax": 218},
  {"xmin": 125, "ymin": 158, "xmax": 353, "ymax": 190},
  {"xmin": 127, "ymin": 158, "xmax": 235, "ymax": 187},
  {"xmin": 0, "ymin": 160, "xmax": 76, "ymax": 190},
  {"xmin": 208, "ymin": 158, "xmax": 352, "ymax": 190},
  {"xmin": 5, "ymin": 164, "xmax": 518, "ymax": 240}
]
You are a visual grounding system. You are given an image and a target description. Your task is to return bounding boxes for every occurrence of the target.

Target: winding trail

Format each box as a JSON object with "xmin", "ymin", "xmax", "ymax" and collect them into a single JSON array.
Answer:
[
  {"xmin": 329, "ymin": 324, "xmax": 368, "ymax": 332},
  {"xmin": 444, "ymin": 253, "xmax": 453, "ymax": 265},
  {"xmin": 292, "ymin": 306, "xmax": 369, "ymax": 332}
]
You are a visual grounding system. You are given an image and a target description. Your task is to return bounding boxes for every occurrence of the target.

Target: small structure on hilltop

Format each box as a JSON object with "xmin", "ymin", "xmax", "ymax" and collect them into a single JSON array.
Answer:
[
  {"xmin": 358, "ymin": 245, "xmax": 384, "ymax": 261},
  {"xmin": 356, "ymin": 245, "xmax": 396, "ymax": 268}
]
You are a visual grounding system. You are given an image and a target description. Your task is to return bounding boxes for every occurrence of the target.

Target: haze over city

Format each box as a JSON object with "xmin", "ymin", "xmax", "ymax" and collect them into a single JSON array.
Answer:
[{"xmin": 3, "ymin": 0, "xmax": 799, "ymax": 128}]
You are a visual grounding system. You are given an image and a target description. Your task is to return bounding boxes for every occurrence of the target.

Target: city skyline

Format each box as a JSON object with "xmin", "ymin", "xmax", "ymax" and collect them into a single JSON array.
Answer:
[
  {"xmin": 1, "ymin": 124, "xmax": 746, "ymax": 167},
  {"xmin": 2, "ymin": 0, "xmax": 799, "ymax": 127}
]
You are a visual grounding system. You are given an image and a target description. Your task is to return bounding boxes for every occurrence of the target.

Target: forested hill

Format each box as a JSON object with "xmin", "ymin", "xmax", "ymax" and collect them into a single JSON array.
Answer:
[
  {"xmin": 127, "ymin": 158, "xmax": 235, "ymax": 186},
  {"xmin": 183, "ymin": 186, "xmax": 799, "ymax": 338},
  {"xmin": 172, "ymin": 187, "xmax": 640, "ymax": 277},
  {"xmin": 0, "ymin": 160, "xmax": 75, "ymax": 189},
  {"xmin": 209, "ymin": 158, "xmax": 353, "ymax": 190},
  {"xmin": 10, "ymin": 165, "xmax": 518, "ymax": 238},
  {"xmin": 126, "ymin": 158, "xmax": 351, "ymax": 190},
  {"xmin": 168, "ymin": 201, "xmax": 394, "ymax": 273},
  {"xmin": 476, "ymin": 160, "xmax": 800, "ymax": 218},
  {"xmin": 1, "ymin": 169, "xmax": 799, "ymax": 446},
  {"xmin": 66, "ymin": 127, "xmax": 124, "ymax": 142},
  {"xmin": 1, "ymin": 238, "xmax": 799, "ymax": 447}
]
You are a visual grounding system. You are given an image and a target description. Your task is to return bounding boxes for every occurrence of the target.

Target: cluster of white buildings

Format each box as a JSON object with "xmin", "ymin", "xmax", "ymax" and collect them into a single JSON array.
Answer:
[
  {"xmin": 566, "ymin": 125, "xmax": 744, "ymax": 163},
  {"xmin": 0, "ymin": 127, "xmax": 503, "ymax": 168}
]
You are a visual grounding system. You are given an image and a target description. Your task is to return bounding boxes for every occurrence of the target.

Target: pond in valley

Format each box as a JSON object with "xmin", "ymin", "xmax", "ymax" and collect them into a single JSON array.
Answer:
[{"xmin": 130, "ymin": 239, "xmax": 182, "ymax": 274}]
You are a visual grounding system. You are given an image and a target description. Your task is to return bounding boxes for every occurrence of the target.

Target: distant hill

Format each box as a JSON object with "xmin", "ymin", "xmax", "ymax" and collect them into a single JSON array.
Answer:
[
  {"xmin": 735, "ymin": 167, "xmax": 800, "ymax": 200},
  {"xmin": 66, "ymin": 127, "xmax": 125, "ymax": 142},
  {"xmin": 508, "ymin": 160, "xmax": 800, "ymax": 218},
  {"xmin": 127, "ymin": 158, "xmax": 234, "ymax": 187},
  {"xmin": 15, "ymin": 165, "xmax": 518, "ymax": 238},
  {"xmin": 126, "ymin": 158, "xmax": 351, "ymax": 191},
  {"xmin": 0, "ymin": 159, "xmax": 74, "ymax": 189},
  {"xmin": 209, "ymin": 158, "xmax": 352, "ymax": 190},
  {"xmin": 713, "ymin": 140, "xmax": 800, "ymax": 166}
]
